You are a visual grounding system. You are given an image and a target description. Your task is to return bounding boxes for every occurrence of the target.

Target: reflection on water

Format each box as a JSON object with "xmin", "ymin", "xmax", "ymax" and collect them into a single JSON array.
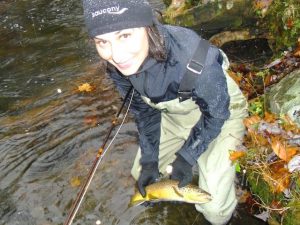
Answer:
[
  {"xmin": 0, "ymin": 0, "xmax": 96, "ymax": 114},
  {"xmin": 0, "ymin": 0, "xmax": 266, "ymax": 224},
  {"xmin": 0, "ymin": 65, "xmax": 138, "ymax": 224}
]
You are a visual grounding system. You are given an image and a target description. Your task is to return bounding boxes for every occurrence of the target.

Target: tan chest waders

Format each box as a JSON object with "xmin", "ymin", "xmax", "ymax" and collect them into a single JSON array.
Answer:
[{"xmin": 131, "ymin": 42, "xmax": 248, "ymax": 225}]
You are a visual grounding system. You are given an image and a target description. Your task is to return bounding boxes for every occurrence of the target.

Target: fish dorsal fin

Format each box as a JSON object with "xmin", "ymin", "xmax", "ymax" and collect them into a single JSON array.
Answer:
[{"xmin": 172, "ymin": 186, "xmax": 184, "ymax": 198}]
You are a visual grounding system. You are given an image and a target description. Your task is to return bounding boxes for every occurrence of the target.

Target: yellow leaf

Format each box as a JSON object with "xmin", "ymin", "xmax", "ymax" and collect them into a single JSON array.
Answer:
[
  {"xmin": 78, "ymin": 83, "xmax": 93, "ymax": 92},
  {"xmin": 70, "ymin": 177, "xmax": 81, "ymax": 187}
]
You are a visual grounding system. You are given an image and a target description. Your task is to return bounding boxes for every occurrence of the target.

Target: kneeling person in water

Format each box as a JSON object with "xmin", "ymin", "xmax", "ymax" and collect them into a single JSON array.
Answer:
[{"xmin": 82, "ymin": 0, "xmax": 248, "ymax": 224}]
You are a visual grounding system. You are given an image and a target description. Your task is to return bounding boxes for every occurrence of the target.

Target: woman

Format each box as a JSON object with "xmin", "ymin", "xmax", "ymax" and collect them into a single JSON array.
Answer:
[{"xmin": 82, "ymin": 0, "xmax": 248, "ymax": 224}]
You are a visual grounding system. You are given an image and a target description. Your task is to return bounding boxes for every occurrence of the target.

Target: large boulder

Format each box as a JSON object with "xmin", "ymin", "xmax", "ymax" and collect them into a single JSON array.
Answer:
[
  {"xmin": 162, "ymin": 0, "xmax": 300, "ymax": 52},
  {"xmin": 265, "ymin": 69, "xmax": 300, "ymax": 126}
]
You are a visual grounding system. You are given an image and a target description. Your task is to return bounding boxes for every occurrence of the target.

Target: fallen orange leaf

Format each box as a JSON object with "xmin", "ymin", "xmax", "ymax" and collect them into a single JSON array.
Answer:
[
  {"xmin": 252, "ymin": 133, "xmax": 269, "ymax": 146},
  {"xmin": 269, "ymin": 200, "xmax": 286, "ymax": 215},
  {"xmin": 295, "ymin": 49, "xmax": 300, "ymax": 57},
  {"xmin": 253, "ymin": 0, "xmax": 273, "ymax": 10},
  {"xmin": 228, "ymin": 71, "xmax": 242, "ymax": 85},
  {"xmin": 286, "ymin": 18, "xmax": 294, "ymax": 29},
  {"xmin": 271, "ymin": 136, "xmax": 297, "ymax": 162},
  {"xmin": 263, "ymin": 74, "xmax": 273, "ymax": 86},
  {"xmin": 264, "ymin": 111, "xmax": 277, "ymax": 123},
  {"xmin": 244, "ymin": 115, "xmax": 261, "ymax": 130},
  {"xmin": 281, "ymin": 115, "xmax": 300, "ymax": 133},
  {"xmin": 84, "ymin": 115, "xmax": 98, "ymax": 126},
  {"xmin": 262, "ymin": 164, "xmax": 290, "ymax": 193},
  {"xmin": 229, "ymin": 150, "xmax": 246, "ymax": 161}
]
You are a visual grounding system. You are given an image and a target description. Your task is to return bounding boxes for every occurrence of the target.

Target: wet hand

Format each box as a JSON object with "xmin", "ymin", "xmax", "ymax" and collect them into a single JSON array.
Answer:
[
  {"xmin": 137, "ymin": 162, "xmax": 159, "ymax": 197},
  {"xmin": 171, "ymin": 155, "xmax": 193, "ymax": 188}
]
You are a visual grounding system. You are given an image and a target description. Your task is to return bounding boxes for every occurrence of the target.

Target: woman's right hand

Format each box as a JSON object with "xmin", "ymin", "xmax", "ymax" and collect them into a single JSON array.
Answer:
[{"xmin": 137, "ymin": 162, "xmax": 159, "ymax": 197}]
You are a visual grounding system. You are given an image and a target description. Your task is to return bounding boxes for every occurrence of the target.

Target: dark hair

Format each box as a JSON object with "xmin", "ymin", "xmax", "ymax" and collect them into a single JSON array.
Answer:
[{"xmin": 147, "ymin": 24, "xmax": 167, "ymax": 62}]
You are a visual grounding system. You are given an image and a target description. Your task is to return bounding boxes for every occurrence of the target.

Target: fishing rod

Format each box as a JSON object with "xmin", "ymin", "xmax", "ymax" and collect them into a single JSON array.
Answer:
[{"xmin": 64, "ymin": 86, "xmax": 134, "ymax": 225}]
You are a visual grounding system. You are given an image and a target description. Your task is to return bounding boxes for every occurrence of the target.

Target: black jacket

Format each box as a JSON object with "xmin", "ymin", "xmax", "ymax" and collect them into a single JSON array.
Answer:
[{"xmin": 108, "ymin": 24, "xmax": 230, "ymax": 166}]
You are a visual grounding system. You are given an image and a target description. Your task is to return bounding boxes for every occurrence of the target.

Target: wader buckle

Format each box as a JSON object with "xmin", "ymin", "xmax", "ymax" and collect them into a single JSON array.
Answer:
[
  {"xmin": 178, "ymin": 91, "xmax": 192, "ymax": 102},
  {"xmin": 186, "ymin": 60, "xmax": 204, "ymax": 75},
  {"xmin": 178, "ymin": 39, "xmax": 210, "ymax": 102}
]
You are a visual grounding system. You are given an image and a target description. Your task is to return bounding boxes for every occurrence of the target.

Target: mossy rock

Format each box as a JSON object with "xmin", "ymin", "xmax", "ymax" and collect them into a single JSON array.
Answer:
[
  {"xmin": 162, "ymin": 0, "xmax": 256, "ymax": 30},
  {"xmin": 265, "ymin": 69, "xmax": 300, "ymax": 127}
]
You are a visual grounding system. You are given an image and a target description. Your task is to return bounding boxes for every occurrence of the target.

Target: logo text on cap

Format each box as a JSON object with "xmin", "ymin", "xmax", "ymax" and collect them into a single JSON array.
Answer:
[{"xmin": 92, "ymin": 5, "xmax": 128, "ymax": 18}]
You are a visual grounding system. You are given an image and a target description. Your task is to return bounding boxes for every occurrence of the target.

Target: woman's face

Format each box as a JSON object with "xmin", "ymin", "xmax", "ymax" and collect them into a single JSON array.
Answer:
[{"xmin": 94, "ymin": 27, "xmax": 149, "ymax": 76}]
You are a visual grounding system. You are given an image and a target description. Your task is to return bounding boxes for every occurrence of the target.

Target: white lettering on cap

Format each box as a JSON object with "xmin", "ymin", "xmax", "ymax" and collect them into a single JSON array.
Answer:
[{"xmin": 92, "ymin": 5, "xmax": 128, "ymax": 18}]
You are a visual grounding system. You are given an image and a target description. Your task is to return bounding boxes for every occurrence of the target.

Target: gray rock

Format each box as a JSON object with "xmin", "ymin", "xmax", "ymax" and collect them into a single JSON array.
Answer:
[{"xmin": 265, "ymin": 69, "xmax": 300, "ymax": 127}]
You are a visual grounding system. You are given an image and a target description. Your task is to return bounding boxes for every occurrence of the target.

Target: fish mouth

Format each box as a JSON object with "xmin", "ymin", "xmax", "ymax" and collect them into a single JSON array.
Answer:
[
  {"xmin": 204, "ymin": 195, "xmax": 213, "ymax": 201},
  {"xmin": 185, "ymin": 193, "xmax": 212, "ymax": 203},
  {"xmin": 200, "ymin": 193, "xmax": 213, "ymax": 201}
]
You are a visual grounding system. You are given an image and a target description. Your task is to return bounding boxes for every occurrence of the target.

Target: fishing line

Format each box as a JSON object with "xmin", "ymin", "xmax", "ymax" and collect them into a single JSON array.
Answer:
[
  {"xmin": 99, "ymin": 89, "xmax": 134, "ymax": 158},
  {"xmin": 64, "ymin": 87, "xmax": 134, "ymax": 225}
]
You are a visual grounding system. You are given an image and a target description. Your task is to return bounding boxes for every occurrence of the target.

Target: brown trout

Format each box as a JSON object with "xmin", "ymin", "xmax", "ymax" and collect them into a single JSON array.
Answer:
[{"xmin": 130, "ymin": 179, "xmax": 212, "ymax": 206}]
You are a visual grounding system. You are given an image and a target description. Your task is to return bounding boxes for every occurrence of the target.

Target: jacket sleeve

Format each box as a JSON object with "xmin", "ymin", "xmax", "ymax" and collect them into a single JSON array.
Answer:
[
  {"xmin": 177, "ymin": 47, "xmax": 230, "ymax": 166},
  {"xmin": 109, "ymin": 71, "xmax": 162, "ymax": 165}
]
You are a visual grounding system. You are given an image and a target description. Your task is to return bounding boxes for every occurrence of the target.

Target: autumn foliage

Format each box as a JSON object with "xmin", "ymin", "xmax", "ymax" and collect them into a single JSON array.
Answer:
[
  {"xmin": 228, "ymin": 44, "xmax": 300, "ymax": 100},
  {"xmin": 229, "ymin": 109, "xmax": 300, "ymax": 224},
  {"xmin": 228, "ymin": 43, "xmax": 300, "ymax": 224}
]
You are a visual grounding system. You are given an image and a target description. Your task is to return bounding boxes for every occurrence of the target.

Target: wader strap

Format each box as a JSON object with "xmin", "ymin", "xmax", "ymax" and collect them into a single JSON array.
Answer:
[{"xmin": 178, "ymin": 39, "xmax": 210, "ymax": 102}]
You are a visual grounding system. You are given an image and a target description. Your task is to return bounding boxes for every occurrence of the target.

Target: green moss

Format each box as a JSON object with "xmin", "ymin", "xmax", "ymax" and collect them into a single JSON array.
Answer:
[
  {"xmin": 246, "ymin": 171, "xmax": 294, "ymax": 224},
  {"xmin": 249, "ymin": 96, "xmax": 265, "ymax": 117},
  {"xmin": 241, "ymin": 153, "xmax": 300, "ymax": 225},
  {"xmin": 163, "ymin": 0, "xmax": 172, "ymax": 7},
  {"xmin": 282, "ymin": 197, "xmax": 300, "ymax": 225},
  {"xmin": 264, "ymin": 0, "xmax": 300, "ymax": 51},
  {"xmin": 247, "ymin": 172, "xmax": 276, "ymax": 205}
]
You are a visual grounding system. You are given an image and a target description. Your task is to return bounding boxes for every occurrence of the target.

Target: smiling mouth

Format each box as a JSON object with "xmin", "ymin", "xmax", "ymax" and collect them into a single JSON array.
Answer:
[
  {"xmin": 116, "ymin": 59, "xmax": 133, "ymax": 70},
  {"xmin": 118, "ymin": 63, "xmax": 131, "ymax": 70}
]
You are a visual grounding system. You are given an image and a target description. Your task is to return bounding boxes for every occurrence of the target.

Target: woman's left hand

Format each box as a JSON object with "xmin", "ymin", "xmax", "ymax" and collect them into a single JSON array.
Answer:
[{"xmin": 171, "ymin": 155, "xmax": 193, "ymax": 187}]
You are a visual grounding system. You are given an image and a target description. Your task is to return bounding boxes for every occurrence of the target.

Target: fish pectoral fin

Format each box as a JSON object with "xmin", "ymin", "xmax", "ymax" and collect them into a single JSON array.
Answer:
[
  {"xmin": 148, "ymin": 193, "xmax": 159, "ymax": 200},
  {"xmin": 172, "ymin": 186, "xmax": 184, "ymax": 198}
]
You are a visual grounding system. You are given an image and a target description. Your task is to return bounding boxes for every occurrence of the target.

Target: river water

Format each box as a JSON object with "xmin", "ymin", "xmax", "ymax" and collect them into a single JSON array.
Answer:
[{"xmin": 0, "ymin": 0, "xmax": 268, "ymax": 224}]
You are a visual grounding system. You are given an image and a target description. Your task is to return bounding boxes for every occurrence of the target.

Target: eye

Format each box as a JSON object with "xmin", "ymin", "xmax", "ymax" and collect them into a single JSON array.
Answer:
[
  {"xmin": 120, "ymin": 33, "xmax": 131, "ymax": 40},
  {"xmin": 94, "ymin": 39, "xmax": 108, "ymax": 47}
]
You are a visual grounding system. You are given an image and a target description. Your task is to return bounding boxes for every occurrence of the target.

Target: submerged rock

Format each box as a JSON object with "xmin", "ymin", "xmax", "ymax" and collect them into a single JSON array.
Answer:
[
  {"xmin": 0, "ymin": 189, "xmax": 15, "ymax": 218},
  {"xmin": 6, "ymin": 210, "xmax": 36, "ymax": 225}
]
